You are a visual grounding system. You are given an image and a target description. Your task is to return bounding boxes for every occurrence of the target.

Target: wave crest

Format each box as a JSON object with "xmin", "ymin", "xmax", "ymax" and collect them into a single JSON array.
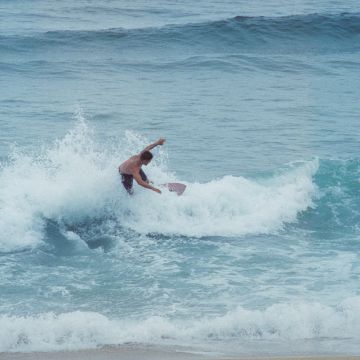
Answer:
[{"xmin": 2, "ymin": 297, "xmax": 360, "ymax": 353}]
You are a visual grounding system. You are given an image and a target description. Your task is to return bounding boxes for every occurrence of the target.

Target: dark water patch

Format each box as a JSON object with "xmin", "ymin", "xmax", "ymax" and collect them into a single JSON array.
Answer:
[
  {"xmin": 62, "ymin": 217, "xmax": 120, "ymax": 252},
  {"xmin": 44, "ymin": 219, "xmax": 89, "ymax": 256}
]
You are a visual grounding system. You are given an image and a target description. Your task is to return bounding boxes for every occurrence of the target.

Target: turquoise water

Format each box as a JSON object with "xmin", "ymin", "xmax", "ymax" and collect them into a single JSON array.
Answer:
[{"xmin": 1, "ymin": 1, "xmax": 360, "ymax": 355}]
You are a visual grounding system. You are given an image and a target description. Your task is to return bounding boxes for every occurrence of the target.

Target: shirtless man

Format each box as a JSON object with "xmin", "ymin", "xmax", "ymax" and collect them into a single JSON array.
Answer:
[{"xmin": 118, "ymin": 138, "xmax": 165, "ymax": 194}]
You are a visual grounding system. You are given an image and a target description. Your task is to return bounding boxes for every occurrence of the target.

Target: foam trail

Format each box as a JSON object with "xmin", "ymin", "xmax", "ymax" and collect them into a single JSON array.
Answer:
[
  {"xmin": 121, "ymin": 160, "xmax": 318, "ymax": 237},
  {"xmin": 1, "ymin": 297, "xmax": 360, "ymax": 353}
]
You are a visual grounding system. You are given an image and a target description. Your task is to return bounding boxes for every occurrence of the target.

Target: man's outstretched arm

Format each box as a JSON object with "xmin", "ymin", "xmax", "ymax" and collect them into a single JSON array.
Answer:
[
  {"xmin": 133, "ymin": 171, "xmax": 162, "ymax": 194},
  {"xmin": 141, "ymin": 138, "xmax": 166, "ymax": 154}
]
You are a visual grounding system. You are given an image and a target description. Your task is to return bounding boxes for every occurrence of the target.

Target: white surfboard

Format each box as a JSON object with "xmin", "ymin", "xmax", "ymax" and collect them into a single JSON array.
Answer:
[{"xmin": 162, "ymin": 182, "xmax": 186, "ymax": 195}]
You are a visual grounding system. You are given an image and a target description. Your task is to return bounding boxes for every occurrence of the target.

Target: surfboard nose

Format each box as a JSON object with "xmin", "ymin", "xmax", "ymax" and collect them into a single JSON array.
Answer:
[{"xmin": 164, "ymin": 183, "xmax": 186, "ymax": 195}]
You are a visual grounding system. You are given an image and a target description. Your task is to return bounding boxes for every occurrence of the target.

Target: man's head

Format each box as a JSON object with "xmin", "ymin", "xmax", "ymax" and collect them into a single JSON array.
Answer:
[{"xmin": 140, "ymin": 151, "xmax": 153, "ymax": 165}]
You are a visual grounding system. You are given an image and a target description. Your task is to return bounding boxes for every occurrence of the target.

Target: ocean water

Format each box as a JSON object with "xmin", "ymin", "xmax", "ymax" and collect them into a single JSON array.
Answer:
[{"xmin": 1, "ymin": 0, "xmax": 360, "ymax": 356}]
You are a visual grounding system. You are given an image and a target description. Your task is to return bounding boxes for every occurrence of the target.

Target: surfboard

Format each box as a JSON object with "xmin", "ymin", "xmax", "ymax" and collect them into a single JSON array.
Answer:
[{"xmin": 162, "ymin": 182, "xmax": 186, "ymax": 195}]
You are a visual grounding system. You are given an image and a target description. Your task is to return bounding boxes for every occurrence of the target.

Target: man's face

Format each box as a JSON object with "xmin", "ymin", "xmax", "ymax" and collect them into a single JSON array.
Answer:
[{"xmin": 142, "ymin": 159, "xmax": 151, "ymax": 166}]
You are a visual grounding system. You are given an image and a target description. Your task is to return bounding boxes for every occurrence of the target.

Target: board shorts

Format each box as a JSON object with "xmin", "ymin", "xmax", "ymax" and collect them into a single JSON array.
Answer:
[{"xmin": 120, "ymin": 169, "xmax": 148, "ymax": 194}]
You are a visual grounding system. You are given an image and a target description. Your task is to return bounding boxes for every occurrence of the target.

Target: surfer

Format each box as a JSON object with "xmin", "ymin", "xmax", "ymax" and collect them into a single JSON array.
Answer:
[{"xmin": 118, "ymin": 138, "xmax": 165, "ymax": 194}]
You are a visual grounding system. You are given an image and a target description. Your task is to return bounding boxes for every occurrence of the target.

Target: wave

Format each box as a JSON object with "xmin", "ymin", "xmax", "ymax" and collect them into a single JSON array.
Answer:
[
  {"xmin": 2, "ymin": 297, "xmax": 360, "ymax": 353},
  {"xmin": 297, "ymin": 159, "xmax": 360, "ymax": 234},
  {"xmin": 2, "ymin": 13, "xmax": 360, "ymax": 55},
  {"xmin": 0, "ymin": 114, "xmax": 317, "ymax": 252},
  {"xmin": 1, "ymin": 113, "xmax": 359, "ymax": 253}
]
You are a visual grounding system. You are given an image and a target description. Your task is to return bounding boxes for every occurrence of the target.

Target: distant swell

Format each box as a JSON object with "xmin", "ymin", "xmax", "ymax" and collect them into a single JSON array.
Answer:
[{"xmin": 2, "ymin": 13, "xmax": 360, "ymax": 54}]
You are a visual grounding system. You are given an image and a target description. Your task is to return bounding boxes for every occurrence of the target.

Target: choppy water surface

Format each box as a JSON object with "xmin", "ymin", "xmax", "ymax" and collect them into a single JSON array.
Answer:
[{"xmin": 1, "ymin": 0, "xmax": 360, "ymax": 355}]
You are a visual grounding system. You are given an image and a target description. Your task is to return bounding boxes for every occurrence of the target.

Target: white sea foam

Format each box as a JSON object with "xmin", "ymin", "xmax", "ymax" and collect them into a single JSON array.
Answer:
[
  {"xmin": 122, "ymin": 159, "xmax": 318, "ymax": 237},
  {"xmin": 1, "ymin": 297, "xmax": 360, "ymax": 353},
  {"xmin": 0, "ymin": 115, "xmax": 122, "ymax": 252},
  {"xmin": 0, "ymin": 116, "xmax": 318, "ymax": 252}
]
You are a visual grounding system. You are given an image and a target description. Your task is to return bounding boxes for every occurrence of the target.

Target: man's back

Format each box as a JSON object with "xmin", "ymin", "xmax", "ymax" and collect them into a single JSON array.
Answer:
[{"xmin": 119, "ymin": 155, "xmax": 140, "ymax": 175}]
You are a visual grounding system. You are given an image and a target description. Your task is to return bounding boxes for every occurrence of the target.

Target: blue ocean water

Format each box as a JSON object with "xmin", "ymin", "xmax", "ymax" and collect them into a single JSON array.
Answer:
[{"xmin": 1, "ymin": 0, "xmax": 360, "ymax": 355}]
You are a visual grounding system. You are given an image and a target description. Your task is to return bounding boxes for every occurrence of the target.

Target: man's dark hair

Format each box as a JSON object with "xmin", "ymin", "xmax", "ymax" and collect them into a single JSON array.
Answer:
[{"xmin": 140, "ymin": 151, "xmax": 153, "ymax": 161}]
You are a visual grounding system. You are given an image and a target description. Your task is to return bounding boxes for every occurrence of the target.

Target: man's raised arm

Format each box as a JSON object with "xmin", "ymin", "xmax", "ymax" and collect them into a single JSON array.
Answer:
[{"xmin": 140, "ymin": 138, "xmax": 166, "ymax": 154}]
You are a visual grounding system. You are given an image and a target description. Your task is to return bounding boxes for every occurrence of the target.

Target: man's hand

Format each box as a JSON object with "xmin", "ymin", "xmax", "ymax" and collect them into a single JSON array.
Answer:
[
  {"xmin": 157, "ymin": 138, "xmax": 166, "ymax": 146},
  {"xmin": 142, "ymin": 138, "xmax": 166, "ymax": 154},
  {"xmin": 153, "ymin": 188, "xmax": 162, "ymax": 194}
]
